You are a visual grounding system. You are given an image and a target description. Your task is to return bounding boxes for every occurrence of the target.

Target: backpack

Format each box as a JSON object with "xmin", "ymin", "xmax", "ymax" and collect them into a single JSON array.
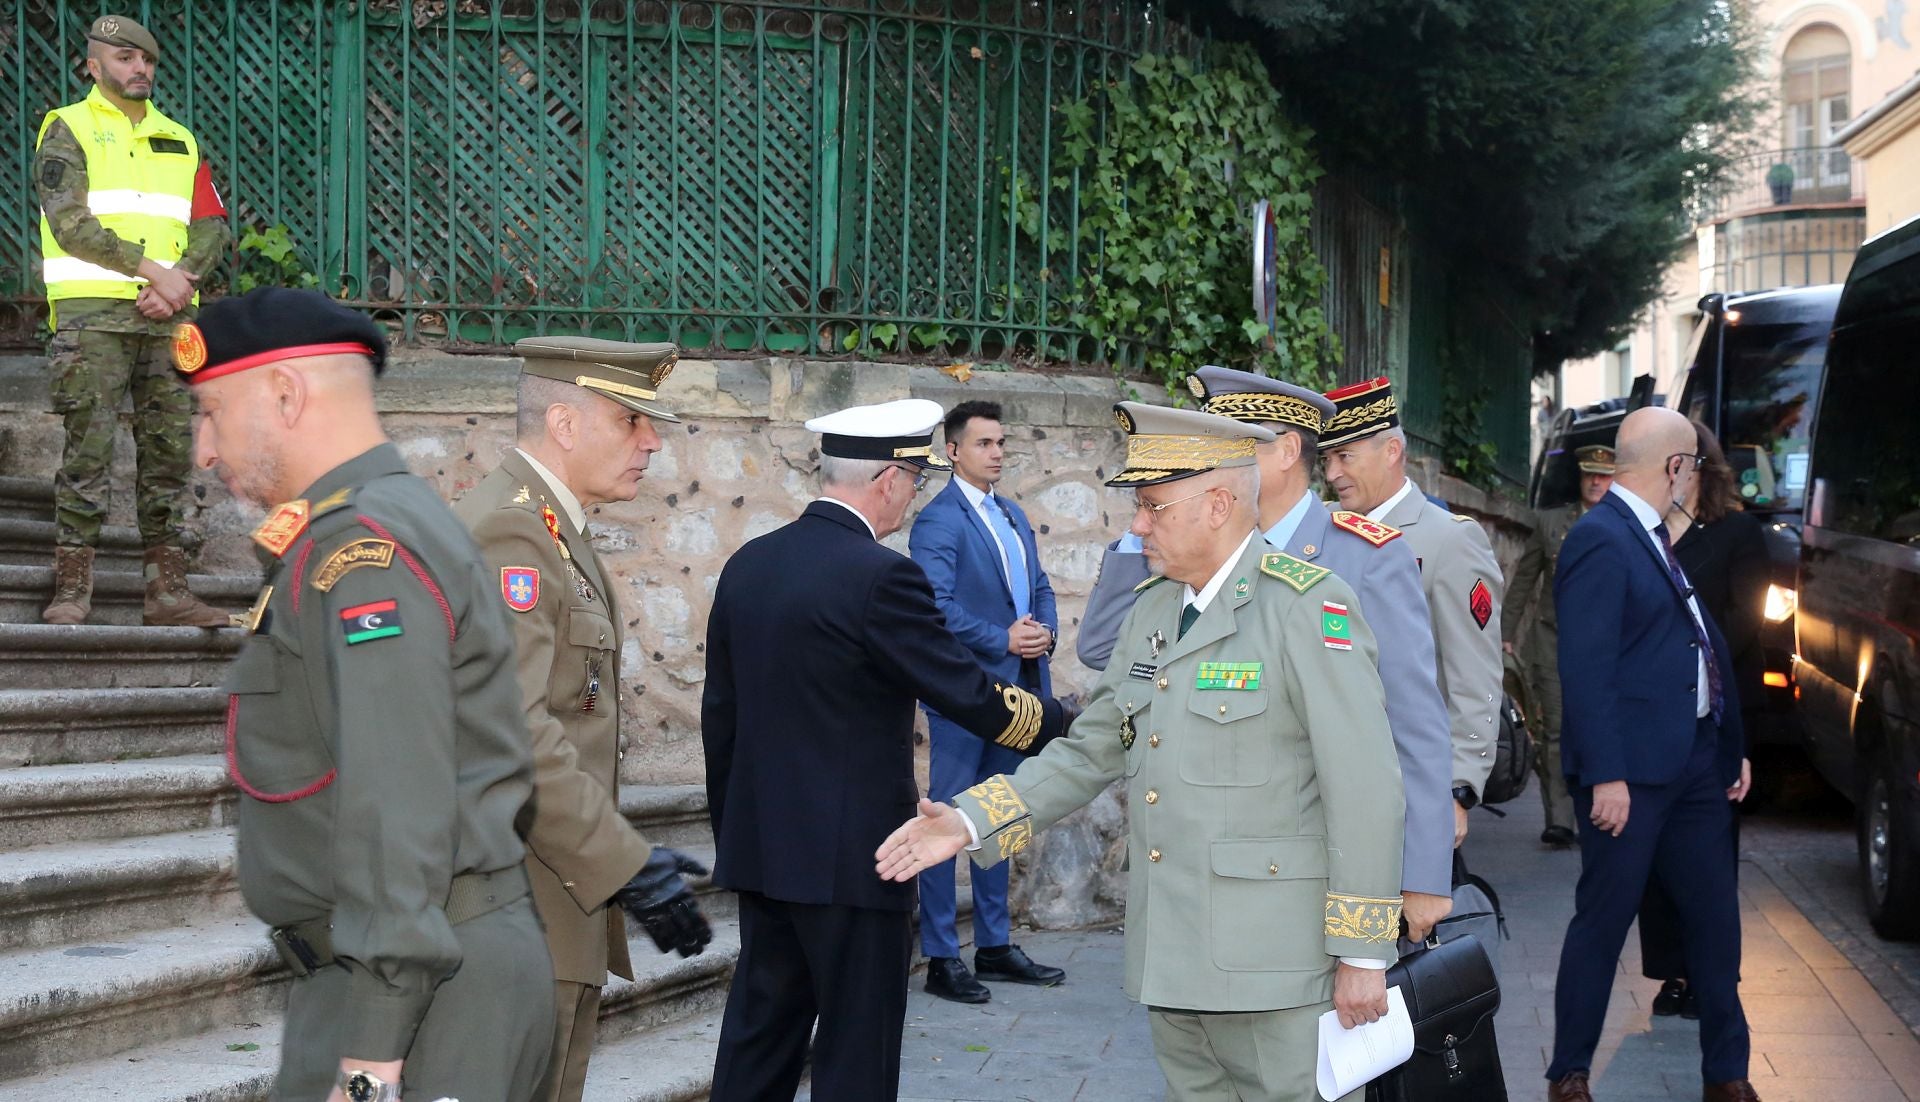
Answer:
[{"xmin": 1478, "ymin": 690, "xmax": 1534, "ymax": 807}]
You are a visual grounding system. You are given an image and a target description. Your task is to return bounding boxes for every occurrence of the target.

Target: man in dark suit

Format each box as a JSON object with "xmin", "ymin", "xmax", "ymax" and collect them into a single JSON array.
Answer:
[
  {"xmin": 909, "ymin": 399, "xmax": 1067, "ymax": 1002},
  {"xmin": 702, "ymin": 398, "xmax": 1072, "ymax": 1102},
  {"xmin": 1547, "ymin": 407, "xmax": 1757, "ymax": 1102}
]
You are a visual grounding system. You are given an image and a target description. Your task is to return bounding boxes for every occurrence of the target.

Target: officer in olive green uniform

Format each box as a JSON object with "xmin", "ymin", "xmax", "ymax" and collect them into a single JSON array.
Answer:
[
  {"xmin": 879, "ymin": 403, "xmax": 1405, "ymax": 1102},
  {"xmin": 455, "ymin": 337, "xmax": 713, "ymax": 1102},
  {"xmin": 36, "ymin": 16, "xmax": 231, "ymax": 627},
  {"xmin": 1504, "ymin": 443, "xmax": 1615, "ymax": 846},
  {"xmin": 181, "ymin": 289, "xmax": 552, "ymax": 1102}
]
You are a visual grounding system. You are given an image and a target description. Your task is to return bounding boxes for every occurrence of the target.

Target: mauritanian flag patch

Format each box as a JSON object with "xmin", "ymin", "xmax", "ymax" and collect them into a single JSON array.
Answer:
[
  {"xmin": 339, "ymin": 599, "xmax": 404, "ymax": 644},
  {"xmin": 1321, "ymin": 601, "xmax": 1353, "ymax": 651}
]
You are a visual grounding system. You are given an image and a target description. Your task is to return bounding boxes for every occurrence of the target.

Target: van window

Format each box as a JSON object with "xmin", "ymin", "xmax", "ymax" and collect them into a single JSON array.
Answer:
[
  {"xmin": 1814, "ymin": 303, "xmax": 1920, "ymax": 542},
  {"xmin": 1687, "ymin": 317, "xmax": 1826, "ymax": 512}
]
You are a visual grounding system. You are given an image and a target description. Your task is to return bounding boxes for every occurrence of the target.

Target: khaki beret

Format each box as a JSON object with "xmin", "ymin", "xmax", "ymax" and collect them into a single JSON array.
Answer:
[{"xmin": 87, "ymin": 16, "xmax": 160, "ymax": 60}]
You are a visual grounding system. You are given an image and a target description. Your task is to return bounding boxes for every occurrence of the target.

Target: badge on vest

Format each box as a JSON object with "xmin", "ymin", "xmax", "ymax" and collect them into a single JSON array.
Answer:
[{"xmin": 1195, "ymin": 661, "xmax": 1261, "ymax": 690}]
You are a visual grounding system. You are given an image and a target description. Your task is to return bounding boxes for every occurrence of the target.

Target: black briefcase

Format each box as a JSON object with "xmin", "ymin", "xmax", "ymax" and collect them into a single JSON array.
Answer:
[{"xmin": 1365, "ymin": 934, "xmax": 1506, "ymax": 1102}]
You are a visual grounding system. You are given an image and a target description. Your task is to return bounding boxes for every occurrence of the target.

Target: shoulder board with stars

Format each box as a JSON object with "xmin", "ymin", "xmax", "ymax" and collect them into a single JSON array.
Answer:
[
  {"xmin": 1133, "ymin": 574, "xmax": 1168, "ymax": 593},
  {"xmin": 1329, "ymin": 510, "xmax": 1401, "ymax": 547},
  {"xmin": 1259, "ymin": 551, "xmax": 1331, "ymax": 593}
]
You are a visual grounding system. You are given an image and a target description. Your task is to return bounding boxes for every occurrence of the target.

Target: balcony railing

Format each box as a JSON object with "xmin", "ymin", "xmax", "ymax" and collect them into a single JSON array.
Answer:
[{"xmin": 1694, "ymin": 147, "xmax": 1865, "ymax": 225}]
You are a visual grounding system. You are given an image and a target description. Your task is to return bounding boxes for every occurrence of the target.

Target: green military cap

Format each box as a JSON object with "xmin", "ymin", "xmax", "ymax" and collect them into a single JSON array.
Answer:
[
  {"xmin": 1575, "ymin": 444, "xmax": 1616, "ymax": 474},
  {"xmin": 1107, "ymin": 401, "xmax": 1276, "ymax": 487},
  {"xmin": 87, "ymin": 15, "xmax": 160, "ymax": 60},
  {"xmin": 515, "ymin": 336, "xmax": 680, "ymax": 424}
]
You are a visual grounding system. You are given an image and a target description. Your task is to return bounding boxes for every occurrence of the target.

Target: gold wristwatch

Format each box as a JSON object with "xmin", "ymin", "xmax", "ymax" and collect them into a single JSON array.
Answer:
[{"xmin": 339, "ymin": 1069, "xmax": 400, "ymax": 1102}]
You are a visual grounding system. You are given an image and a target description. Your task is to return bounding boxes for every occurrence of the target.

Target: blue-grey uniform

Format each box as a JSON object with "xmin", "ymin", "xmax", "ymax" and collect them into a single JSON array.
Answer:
[{"xmin": 1077, "ymin": 368, "xmax": 1454, "ymax": 897}]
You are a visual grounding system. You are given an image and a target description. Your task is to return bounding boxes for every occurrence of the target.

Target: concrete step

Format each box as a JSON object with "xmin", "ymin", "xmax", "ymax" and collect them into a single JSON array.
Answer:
[
  {"xmin": 0, "ymin": 827, "xmax": 240, "ymax": 951},
  {"xmin": 620, "ymin": 784, "xmax": 713, "ymax": 851},
  {"xmin": 583, "ymin": 1011, "xmax": 725, "ymax": 1102},
  {"xmin": 0, "ymin": 911, "xmax": 286, "ymax": 1081},
  {"xmin": 0, "ymin": 754, "xmax": 231, "ymax": 850},
  {"xmin": 0, "ymin": 515, "xmax": 145, "ymax": 570},
  {"xmin": 0, "ymin": 623, "xmax": 241, "ymax": 690},
  {"xmin": 0, "ymin": 893, "xmax": 741, "ymax": 1091},
  {"xmin": 0, "ymin": 477, "xmax": 51, "ymax": 523},
  {"xmin": 0, "ymin": 686, "xmax": 226, "ymax": 767},
  {"xmin": 0, "ymin": 563, "xmax": 255, "ymax": 627}
]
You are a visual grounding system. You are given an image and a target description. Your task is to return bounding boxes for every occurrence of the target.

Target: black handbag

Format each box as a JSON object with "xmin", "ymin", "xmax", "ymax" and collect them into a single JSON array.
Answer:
[{"xmin": 1364, "ymin": 934, "xmax": 1506, "ymax": 1102}]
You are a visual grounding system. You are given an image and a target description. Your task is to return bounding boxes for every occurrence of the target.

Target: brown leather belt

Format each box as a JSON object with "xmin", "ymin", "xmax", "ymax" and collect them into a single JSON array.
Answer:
[{"xmin": 270, "ymin": 864, "xmax": 530, "ymax": 978}]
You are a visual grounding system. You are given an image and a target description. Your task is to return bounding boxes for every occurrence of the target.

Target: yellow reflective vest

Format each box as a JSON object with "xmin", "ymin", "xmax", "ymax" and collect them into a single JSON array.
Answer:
[{"xmin": 36, "ymin": 87, "xmax": 200, "ymax": 304}]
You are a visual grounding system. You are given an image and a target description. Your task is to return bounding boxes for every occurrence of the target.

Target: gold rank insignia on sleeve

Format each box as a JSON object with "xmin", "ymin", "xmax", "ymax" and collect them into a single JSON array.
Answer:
[
  {"xmin": 1330, "ymin": 510, "xmax": 1402, "ymax": 547},
  {"xmin": 311, "ymin": 538, "xmax": 396, "ymax": 592},
  {"xmin": 1259, "ymin": 552, "xmax": 1330, "ymax": 593},
  {"xmin": 1325, "ymin": 893, "xmax": 1402, "ymax": 943},
  {"xmin": 992, "ymin": 683, "xmax": 1044, "ymax": 751},
  {"xmin": 310, "ymin": 486, "xmax": 354, "ymax": 517},
  {"xmin": 251, "ymin": 500, "xmax": 311, "ymax": 557},
  {"xmin": 958, "ymin": 776, "xmax": 1033, "ymax": 860}
]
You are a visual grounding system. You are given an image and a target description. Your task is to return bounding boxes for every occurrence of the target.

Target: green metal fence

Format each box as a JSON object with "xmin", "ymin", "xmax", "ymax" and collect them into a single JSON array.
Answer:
[{"xmin": 2, "ymin": 0, "xmax": 1190, "ymax": 356}]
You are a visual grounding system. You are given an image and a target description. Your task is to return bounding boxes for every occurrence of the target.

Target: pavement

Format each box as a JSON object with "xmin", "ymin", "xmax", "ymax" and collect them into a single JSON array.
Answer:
[{"xmin": 873, "ymin": 783, "xmax": 1920, "ymax": 1101}]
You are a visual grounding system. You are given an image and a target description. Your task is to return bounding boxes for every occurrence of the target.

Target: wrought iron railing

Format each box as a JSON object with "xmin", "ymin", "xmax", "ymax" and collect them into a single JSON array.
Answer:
[
  {"xmin": 1692, "ymin": 146, "xmax": 1865, "ymax": 225},
  {"xmin": 2, "ymin": 0, "xmax": 1193, "ymax": 358}
]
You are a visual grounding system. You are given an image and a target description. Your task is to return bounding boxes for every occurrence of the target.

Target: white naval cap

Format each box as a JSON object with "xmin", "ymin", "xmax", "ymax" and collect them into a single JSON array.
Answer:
[{"xmin": 804, "ymin": 398, "xmax": 954, "ymax": 470}]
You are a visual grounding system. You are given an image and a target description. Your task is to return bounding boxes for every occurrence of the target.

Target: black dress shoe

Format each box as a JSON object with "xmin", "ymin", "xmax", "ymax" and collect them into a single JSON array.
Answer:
[
  {"xmin": 1652, "ymin": 978, "xmax": 1687, "ymax": 1017},
  {"xmin": 1541, "ymin": 826, "xmax": 1578, "ymax": 848},
  {"xmin": 925, "ymin": 957, "xmax": 990, "ymax": 1003},
  {"xmin": 974, "ymin": 944, "xmax": 1066, "ymax": 986}
]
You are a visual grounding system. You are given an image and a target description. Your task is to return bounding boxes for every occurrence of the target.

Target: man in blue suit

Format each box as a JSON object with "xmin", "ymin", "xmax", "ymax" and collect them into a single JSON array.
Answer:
[
  {"xmin": 1547, "ymin": 407, "xmax": 1756, "ymax": 1102},
  {"xmin": 909, "ymin": 400, "xmax": 1068, "ymax": 1002}
]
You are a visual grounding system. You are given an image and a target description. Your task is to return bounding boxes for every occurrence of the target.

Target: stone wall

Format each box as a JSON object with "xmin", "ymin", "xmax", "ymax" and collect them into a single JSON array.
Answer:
[{"xmin": 0, "ymin": 352, "xmax": 1535, "ymax": 931}]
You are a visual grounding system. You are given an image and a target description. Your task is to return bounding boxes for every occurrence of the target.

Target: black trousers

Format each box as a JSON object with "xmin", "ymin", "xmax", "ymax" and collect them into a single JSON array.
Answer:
[{"xmin": 710, "ymin": 890, "xmax": 912, "ymax": 1102}]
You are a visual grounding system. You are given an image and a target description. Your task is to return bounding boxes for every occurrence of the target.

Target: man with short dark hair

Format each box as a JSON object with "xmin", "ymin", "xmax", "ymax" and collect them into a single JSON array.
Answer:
[{"xmin": 909, "ymin": 399, "xmax": 1066, "ymax": 1002}]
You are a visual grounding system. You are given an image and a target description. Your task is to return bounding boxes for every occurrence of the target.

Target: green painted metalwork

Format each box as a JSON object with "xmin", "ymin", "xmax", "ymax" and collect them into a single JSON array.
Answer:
[{"xmin": 2, "ymin": 0, "xmax": 1190, "ymax": 359}]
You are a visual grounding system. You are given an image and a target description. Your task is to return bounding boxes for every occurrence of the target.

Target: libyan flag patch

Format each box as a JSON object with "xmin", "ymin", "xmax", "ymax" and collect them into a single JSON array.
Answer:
[{"xmin": 339, "ymin": 599, "xmax": 404, "ymax": 644}]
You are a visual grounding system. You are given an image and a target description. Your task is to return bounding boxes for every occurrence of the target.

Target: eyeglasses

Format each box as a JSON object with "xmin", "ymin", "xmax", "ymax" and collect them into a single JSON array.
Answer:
[
  {"xmin": 872, "ymin": 463, "xmax": 930, "ymax": 492},
  {"xmin": 1667, "ymin": 453, "xmax": 1705, "ymax": 471},
  {"xmin": 1133, "ymin": 486, "xmax": 1221, "ymax": 516}
]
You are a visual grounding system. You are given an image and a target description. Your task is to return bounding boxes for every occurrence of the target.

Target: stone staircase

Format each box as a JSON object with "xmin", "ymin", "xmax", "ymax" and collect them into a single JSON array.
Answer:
[{"xmin": 0, "ymin": 477, "xmax": 741, "ymax": 1100}]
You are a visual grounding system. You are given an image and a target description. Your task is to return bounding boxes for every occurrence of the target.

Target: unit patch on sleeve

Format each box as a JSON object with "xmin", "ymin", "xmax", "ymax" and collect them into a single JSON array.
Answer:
[
  {"xmin": 339, "ymin": 599, "xmax": 404, "ymax": 644},
  {"xmin": 1322, "ymin": 601, "xmax": 1354, "ymax": 651},
  {"xmin": 501, "ymin": 567, "xmax": 541, "ymax": 612},
  {"xmin": 1469, "ymin": 579, "xmax": 1493, "ymax": 630},
  {"xmin": 311, "ymin": 539, "xmax": 395, "ymax": 592}
]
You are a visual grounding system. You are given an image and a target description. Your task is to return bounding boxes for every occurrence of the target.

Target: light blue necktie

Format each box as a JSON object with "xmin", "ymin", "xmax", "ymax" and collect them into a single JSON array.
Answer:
[{"xmin": 982, "ymin": 494, "xmax": 1031, "ymax": 618}]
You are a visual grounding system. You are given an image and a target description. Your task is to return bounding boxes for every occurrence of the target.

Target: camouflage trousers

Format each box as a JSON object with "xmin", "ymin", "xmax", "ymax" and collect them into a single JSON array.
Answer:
[
  {"xmin": 1526, "ymin": 653, "xmax": 1577, "ymax": 832},
  {"xmin": 47, "ymin": 324, "xmax": 193, "ymax": 548}
]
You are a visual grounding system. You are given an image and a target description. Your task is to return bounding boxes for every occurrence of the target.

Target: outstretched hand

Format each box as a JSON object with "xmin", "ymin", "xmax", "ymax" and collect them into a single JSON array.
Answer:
[{"xmin": 875, "ymin": 798, "xmax": 970, "ymax": 882}]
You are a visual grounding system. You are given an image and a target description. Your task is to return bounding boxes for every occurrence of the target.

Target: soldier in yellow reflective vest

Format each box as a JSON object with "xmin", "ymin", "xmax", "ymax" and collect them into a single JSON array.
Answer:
[{"xmin": 33, "ymin": 15, "xmax": 231, "ymax": 626}]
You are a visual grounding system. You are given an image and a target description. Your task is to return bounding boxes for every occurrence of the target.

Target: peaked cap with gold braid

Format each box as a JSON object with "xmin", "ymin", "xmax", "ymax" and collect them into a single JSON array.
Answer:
[
  {"xmin": 1106, "ymin": 401, "xmax": 1276, "ymax": 488},
  {"xmin": 1318, "ymin": 376, "xmax": 1400, "ymax": 450},
  {"xmin": 1188, "ymin": 365, "xmax": 1336, "ymax": 434}
]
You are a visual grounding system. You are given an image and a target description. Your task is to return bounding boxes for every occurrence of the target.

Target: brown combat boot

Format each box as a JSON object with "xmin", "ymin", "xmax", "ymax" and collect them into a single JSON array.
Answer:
[
  {"xmin": 41, "ymin": 546, "xmax": 95, "ymax": 625},
  {"xmin": 142, "ymin": 546, "xmax": 231, "ymax": 628}
]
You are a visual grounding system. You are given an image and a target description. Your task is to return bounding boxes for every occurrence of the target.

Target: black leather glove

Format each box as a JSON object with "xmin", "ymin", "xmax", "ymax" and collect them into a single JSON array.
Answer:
[{"xmin": 612, "ymin": 847, "xmax": 713, "ymax": 958}]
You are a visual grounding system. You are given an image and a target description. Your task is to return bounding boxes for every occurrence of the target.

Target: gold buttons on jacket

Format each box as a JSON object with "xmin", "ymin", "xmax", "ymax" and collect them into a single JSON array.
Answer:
[
  {"xmin": 1149, "ymin": 849, "xmax": 1162, "ymax": 862},
  {"xmin": 1157, "ymin": 678, "xmax": 1168, "ymax": 690},
  {"xmin": 1148, "ymin": 734, "xmax": 1161, "ymax": 748},
  {"xmin": 1218, "ymin": 704, "xmax": 1228, "ymax": 715},
  {"xmin": 1144, "ymin": 790, "xmax": 1158, "ymax": 804},
  {"xmin": 1269, "ymin": 863, "xmax": 1279, "ymax": 875}
]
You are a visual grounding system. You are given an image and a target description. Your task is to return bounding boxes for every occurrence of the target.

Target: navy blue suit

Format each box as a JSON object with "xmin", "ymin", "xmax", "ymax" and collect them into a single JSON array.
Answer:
[
  {"xmin": 908, "ymin": 478, "xmax": 1056, "ymax": 958},
  {"xmin": 1548, "ymin": 489, "xmax": 1749, "ymax": 1085}
]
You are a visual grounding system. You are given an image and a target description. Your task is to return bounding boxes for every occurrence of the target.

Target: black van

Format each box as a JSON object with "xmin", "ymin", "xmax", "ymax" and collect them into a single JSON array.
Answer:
[
  {"xmin": 1667, "ymin": 285, "xmax": 1841, "ymax": 744},
  {"xmin": 1796, "ymin": 221, "xmax": 1920, "ymax": 937}
]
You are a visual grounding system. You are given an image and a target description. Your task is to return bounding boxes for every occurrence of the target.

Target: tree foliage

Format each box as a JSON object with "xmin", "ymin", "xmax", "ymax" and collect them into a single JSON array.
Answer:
[
  {"xmin": 1205, "ymin": 0, "xmax": 1761, "ymax": 370},
  {"xmin": 1057, "ymin": 45, "xmax": 1339, "ymax": 390}
]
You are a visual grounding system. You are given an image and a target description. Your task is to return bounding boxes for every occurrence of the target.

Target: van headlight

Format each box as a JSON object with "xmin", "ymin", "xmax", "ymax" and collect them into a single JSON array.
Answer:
[{"xmin": 1764, "ymin": 584, "xmax": 1797, "ymax": 623}]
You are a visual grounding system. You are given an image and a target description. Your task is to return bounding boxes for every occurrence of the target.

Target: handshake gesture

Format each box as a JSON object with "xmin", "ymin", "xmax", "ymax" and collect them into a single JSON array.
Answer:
[
  {"xmin": 874, "ymin": 798, "xmax": 973, "ymax": 882},
  {"xmin": 613, "ymin": 846, "xmax": 713, "ymax": 958}
]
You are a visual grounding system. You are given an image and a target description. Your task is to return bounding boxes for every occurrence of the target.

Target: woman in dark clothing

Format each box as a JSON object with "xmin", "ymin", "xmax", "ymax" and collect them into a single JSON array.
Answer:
[{"xmin": 1641, "ymin": 418, "xmax": 1770, "ymax": 1017}]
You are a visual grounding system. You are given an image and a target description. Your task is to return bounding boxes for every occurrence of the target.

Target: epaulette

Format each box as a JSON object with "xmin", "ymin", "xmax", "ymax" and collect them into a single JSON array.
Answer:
[
  {"xmin": 1329, "ymin": 510, "xmax": 1401, "ymax": 548},
  {"xmin": 1451, "ymin": 513, "xmax": 1476, "ymax": 523},
  {"xmin": 1133, "ymin": 574, "xmax": 1168, "ymax": 593},
  {"xmin": 1260, "ymin": 551, "xmax": 1331, "ymax": 593}
]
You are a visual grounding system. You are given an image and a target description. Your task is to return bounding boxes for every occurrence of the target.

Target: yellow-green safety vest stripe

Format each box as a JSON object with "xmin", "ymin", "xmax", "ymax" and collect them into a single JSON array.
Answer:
[{"xmin": 37, "ymin": 87, "xmax": 200, "ymax": 304}]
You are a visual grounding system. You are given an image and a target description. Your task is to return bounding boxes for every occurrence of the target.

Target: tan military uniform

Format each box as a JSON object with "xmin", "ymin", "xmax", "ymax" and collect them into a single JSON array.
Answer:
[
  {"xmin": 454, "ymin": 448, "xmax": 652, "ymax": 1102},
  {"xmin": 956, "ymin": 537, "xmax": 1404, "ymax": 1102},
  {"xmin": 1378, "ymin": 480, "xmax": 1505, "ymax": 800},
  {"xmin": 1504, "ymin": 501, "xmax": 1582, "ymax": 831}
]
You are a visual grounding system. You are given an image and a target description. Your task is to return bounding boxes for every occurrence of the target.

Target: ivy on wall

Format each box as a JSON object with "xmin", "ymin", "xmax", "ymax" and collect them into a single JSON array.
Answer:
[{"xmin": 1057, "ymin": 45, "xmax": 1338, "ymax": 392}]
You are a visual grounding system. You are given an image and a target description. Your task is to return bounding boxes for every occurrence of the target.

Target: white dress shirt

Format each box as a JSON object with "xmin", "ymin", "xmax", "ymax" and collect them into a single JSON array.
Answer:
[
  {"xmin": 1609, "ymin": 484, "xmax": 1712, "ymax": 718},
  {"xmin": 516, "ymin": 448, "xmax": 587, "ymax": 534},
  {"xmin": 814, "ymin": 496, "xmax": 878, "ymax": 539}
]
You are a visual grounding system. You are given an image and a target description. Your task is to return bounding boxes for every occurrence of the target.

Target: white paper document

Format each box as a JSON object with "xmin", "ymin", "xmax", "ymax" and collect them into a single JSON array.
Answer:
[{"xmin": 1315, "ymin": 984, "xmax": 1414, "ymax": 1100}]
